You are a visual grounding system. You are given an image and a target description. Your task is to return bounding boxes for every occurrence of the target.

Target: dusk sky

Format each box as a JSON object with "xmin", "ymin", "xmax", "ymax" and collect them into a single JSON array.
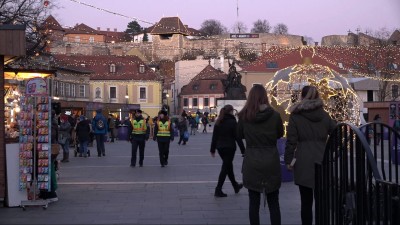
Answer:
[{"xmin": 53, "ymin": 0, "xmax": 400, "ymax": 42}]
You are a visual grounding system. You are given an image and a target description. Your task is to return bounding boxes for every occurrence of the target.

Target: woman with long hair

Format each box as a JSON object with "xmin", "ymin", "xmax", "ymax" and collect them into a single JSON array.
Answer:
[
  {"xmin": 210, "ymin": 104, "xmax": 245, "ymax": 197},
  {"xmin": 284, "ymin": 85, "xmax": 336, "ymax": 225},
  {"xmin": 237, "ymin": 84, "xmax": 284, "ymax": 225}
]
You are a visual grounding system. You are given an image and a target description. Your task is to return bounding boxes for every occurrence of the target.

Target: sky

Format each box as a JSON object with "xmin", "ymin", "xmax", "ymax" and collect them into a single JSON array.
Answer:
[{"xmin": 52, "ymin": 0, "xmax": 400, "ymax": 42}]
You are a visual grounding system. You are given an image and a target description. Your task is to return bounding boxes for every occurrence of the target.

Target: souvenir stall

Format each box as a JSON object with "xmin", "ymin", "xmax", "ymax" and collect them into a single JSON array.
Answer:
[{"xmin": 4, "ymin": 70, "xmax": 54, "ymax": 208}]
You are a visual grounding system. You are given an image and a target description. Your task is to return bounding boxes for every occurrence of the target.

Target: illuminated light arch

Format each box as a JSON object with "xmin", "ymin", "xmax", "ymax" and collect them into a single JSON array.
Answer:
[{"xmin": 266, "ymin": 64, "xmax": 362, "ymax": 125}]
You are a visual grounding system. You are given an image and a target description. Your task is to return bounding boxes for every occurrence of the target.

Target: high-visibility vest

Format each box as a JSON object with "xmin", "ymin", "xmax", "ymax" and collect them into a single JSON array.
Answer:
[
  {"xmin": 131, "ymin": 119, "xmax": 147, "ymax": 135},
  {"xmin": 157, "ymin": 120, "xmax": 170, "ymax": 137}
]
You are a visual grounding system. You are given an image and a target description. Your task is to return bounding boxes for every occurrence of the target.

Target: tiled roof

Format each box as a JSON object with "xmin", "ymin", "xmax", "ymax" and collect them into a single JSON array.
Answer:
[
  {"xmin": 180, "ymin": 65, "xmax": 227, "ymax": 95},
  {"xmin": 65, "ymin": 23, "xmax": 99, "ymax": 35},
  {"xmin": 150, "ymin": 17, "xmax": 189, "ymax": 35},
  {"xmin": 242, "ymin": 46, "xmax": 400, "ymax": 74},
  {"xmin": 97, "ymin": 30, "xmax": 126, "ymax": 42},
  {"xmin": 52, "ymin": 55, "xmax": 159, "ymax": 81},
  {"xmin": 42, "ymin": 15, "xmax": 63, "ymax": 31},
  {"xmin": 389, "ymin": 30, "xmax": 400, "ymax": 44}
]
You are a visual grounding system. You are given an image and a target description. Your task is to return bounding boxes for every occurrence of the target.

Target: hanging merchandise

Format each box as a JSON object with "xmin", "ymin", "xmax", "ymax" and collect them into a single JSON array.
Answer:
[{"xmin": 19, "ymin": 77, "xmax": 52, "ymax": 210}]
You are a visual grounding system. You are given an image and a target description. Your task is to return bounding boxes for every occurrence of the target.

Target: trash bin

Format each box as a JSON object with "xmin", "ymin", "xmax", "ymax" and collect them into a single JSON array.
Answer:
[
  {"xmin": 277, "ymin": 138, "xmax": 293, "ymax": 182},
  {"xmin": 117, "ymin": 125, "xmax": 129, "ymax": 141}
]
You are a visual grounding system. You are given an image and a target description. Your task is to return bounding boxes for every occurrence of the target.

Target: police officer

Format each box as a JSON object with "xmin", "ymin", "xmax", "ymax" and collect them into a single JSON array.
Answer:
[
  {"xmin": 130, "ymin": 110, "xmax": 150, "ymax": 167},
  {"xmin": 153, "ymin": 110, "xmax": 174, "ymax": 167}
]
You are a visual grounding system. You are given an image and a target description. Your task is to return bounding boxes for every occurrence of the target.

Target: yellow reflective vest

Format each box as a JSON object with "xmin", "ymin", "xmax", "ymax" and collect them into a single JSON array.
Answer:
[
  {"xmin": 157, "ymin": 120, "xmax": 170, "ymax": 137},
  {"xmin": 131, "ymin": 119, "xmax": 147, "ymax": 135}
]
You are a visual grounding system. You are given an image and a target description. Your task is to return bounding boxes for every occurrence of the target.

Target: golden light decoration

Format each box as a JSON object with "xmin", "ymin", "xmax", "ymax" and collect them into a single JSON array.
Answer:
[{"xmin": 266, "ymin": 64, "xmax": 362, "ymax": 125}]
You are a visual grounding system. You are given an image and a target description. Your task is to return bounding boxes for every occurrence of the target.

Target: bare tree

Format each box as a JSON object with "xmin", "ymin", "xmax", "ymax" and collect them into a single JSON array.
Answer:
[
  {"xmin": 0, "ymin": 0, "xmax": 57, "ymax": 56},
  {"xmin": 199, "ymin": 19, "xmax": 228, "ymax": 36},
  {"xmin": 251, "ymin": 19, "xmax": 271, "ymax": 33},
  {"xmin": 273, "ymin": 23, "xmax": 289, "ymax": 35},
  {"xmin": 232, "ymin": 21, "xmax": 248, "ymax": 33}
]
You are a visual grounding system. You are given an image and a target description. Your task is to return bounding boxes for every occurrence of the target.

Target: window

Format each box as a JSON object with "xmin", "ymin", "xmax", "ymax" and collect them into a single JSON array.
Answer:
[
  {"xmin": 160, "ymin": 34, "xmax": 173, "ymax": 40},
  {"xmin": 266, "ymin": 61, "xmax": 278, "ymax": 68},
  {"xmin": 139, "ymin": 87, "xmax": 146, "ymax": 99},
  {"xmin": 109, "ymin": 87, "xmax": 117, "ymax": 99},
  {"xmin": 204, "ymin": 98, "xmax": 209, "ymax": 106},
  {"xmin": 338, "ymin": 63, "xmax": 344, "ymax": 69},
  {"xmin": 65, "ymin": 83, "xmax": 70, "ymax": 96},
  {"xmin": 79, "ymin": 85, "xmax": 85, "ymax": 97},
  {"xmin": 110, "ymin": 64, "xmax": 116, "ymax": 73},
  {"xmin": 193, "ymin": 85, "xmax": 199, "ymax": 90},
  {"xmin": 192, "ymin": 98, "xmax": 198, "ymax": 107},
  {"xmin": 367, "ymin": 62, "xmax": 375, "ymax": 71},
  {"xmin": 139, "ymin": 65, "xmax": 145, "ymax": 73},
  {"xmin": 392, "ymin": 85, "xmax": 399, "ymax": 99},
  {"xmin": 53, "ymin": 81, "xmax": 59, "ymax": 96},
  {"xmin": 183, "ymin": 98, "xmax": 188, "ymax": 107},
  {"xmin": 210, "ymin": 84, "xmax": 217, "ymax": 90},
  {"xmin": 367, "ymin": 90, "xmax": 373, "ymax": 102},
  {"xmin": 75, "ymin": 36, "xmax": 80, "ymax": 42},
  {"xmin": 60, "ymin": 82, "xmax": 65, "ymax": 96},
  {"xmin": 89, "ymin": 36, "xmax": 94, "ymax": 43},
  {"xmin": 352, "ymin": 63, "xmax": 360, "ymax": 70},
  {"xmin": 71, "ymin": 84, "xmax": 76, "ymax": 97}
]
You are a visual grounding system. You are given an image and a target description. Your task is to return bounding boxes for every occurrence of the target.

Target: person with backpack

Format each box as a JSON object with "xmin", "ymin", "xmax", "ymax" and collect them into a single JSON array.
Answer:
[
  {"xmin": 92, "ymin": 108, "xmax": 108, "ymax": 157},
  {"xmin": 153, "ymin": 110, "xmax": 174, "ymax": 167},
  {"xmin": 75, "ymin": 115, "xmax": 91, "ymax": 157},
  {"xmin": 107, "ymin": 114, "xmax": 116, "ymax": 142}
]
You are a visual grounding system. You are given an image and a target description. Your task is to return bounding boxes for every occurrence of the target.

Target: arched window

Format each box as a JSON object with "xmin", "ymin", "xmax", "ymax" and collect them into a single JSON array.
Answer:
[
  {"xmin": 139, "ymin": 65, "xmax": 145, "ymax": 73},
  {"xmin": 110, "ymin": 64, "xmax": 116, "ymax": 73}
]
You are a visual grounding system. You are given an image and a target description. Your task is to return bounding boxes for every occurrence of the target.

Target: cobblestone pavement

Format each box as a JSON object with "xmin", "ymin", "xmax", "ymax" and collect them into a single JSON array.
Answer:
[{"xmin": 0, "ymin": 127, "xmax": 302, "ymax": 224}]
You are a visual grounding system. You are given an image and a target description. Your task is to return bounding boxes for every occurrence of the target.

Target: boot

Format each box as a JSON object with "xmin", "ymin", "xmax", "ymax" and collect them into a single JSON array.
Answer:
[
  {"xmin": 214, "ymin": 188, "xmax": 227, "ymax": 197},
  {"xmin": 233, "ymin": 183, "xmax": 243, "ymax": 194},
  {"xmin": 61, "ymin": 152, "xmax": 69, "ymax": 162}
]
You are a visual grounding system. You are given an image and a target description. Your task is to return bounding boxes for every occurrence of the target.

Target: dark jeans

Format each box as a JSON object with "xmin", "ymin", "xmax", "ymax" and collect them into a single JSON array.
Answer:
[
  {"xmin": 202, "ymin": 124, "xmax": 207, "ymax": 133},
  {"xmin": 131, "ymin": 140, "xmax": 145, "ymax": 166},
  {"xmin": 157, "ymin": 141, "xmax": 170, "ymax": 165},
  {"xmin": 248, "ymin": 189, "xmax": 281, "ymax": 225},
  {"xmin": 216, "ymin": 148, "xmax": 238, "ymax": 189},
  {"xmin": 178, "ymin": 133, "xmax": 186, "ymax": 144},
  {"xmin": 299, "ymin": 185, "xmax": 315, "ymax": 225},
  {"xmin": 95, "ymin": 134, "xmax": 106, "ymax": 155},
  {"xmin": 109, "ymin": 128, "xmax": 115, "ymax": 142}
]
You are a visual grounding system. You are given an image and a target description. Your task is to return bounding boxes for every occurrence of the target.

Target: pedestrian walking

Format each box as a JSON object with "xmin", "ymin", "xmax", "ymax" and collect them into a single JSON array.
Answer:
[
  {"xmin": 153, "ymin": 110, "xmax": 174, "ymax": 167},
  {"xmin": 237, "ymin": 84, "xmax": 284, "ymax": 225},
  {"xmin": 129, "ymin": 110, "xmax": 150, "ymax": 167},
  {"xmin": 59, "ymin": 114, "xmax": 72, "ymax": 163},
  {"xmin": 75, "ymin": 115, "xmax": 91, "ymax": 157},
  {"xmin": 373, "ymin": 114, "xmax": 382, "ymax": 145},
  {"xmin": 177, "ymin": 116, "xmax": 188, "ymax": 145},
  {"xmin": 91, "ymin": 108, "xmax": 108, "ymax": 157},
  {"xmin": 284, "ymin": 85, "xmax": 336, "ymax": 225},
  {"xmin": 189, "ymin": 116, "xmax": 197, "ymax": 135},
  {"xmin": 108, "ymin": 114, "xmax": 116, "ymax": 142},
  {"xmin": 210, "ymin": 104, "xmax": 245, "ymax": 197},
  {"xmin": 201, "ymin": 115, "xmax": 208, "ymax": 133}
]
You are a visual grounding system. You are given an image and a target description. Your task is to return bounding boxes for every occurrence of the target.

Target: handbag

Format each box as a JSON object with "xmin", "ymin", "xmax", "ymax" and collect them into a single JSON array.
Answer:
[
  {"xmin": 58, "ymin": 134, "xmax": 67, "ymax": 145},
  {"xmin": 183, "ymin": 131, "xmax": 189, "ymax": 141},
  {"xmin": 51, "ymin": 144, "xmax": 60, "ymax": 155}
]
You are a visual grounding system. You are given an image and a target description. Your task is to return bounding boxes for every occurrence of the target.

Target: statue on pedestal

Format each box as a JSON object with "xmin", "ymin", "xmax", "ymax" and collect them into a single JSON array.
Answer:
[{"xmin": 222, "ymin": 60, "xmax": 247, "ymax": 100}]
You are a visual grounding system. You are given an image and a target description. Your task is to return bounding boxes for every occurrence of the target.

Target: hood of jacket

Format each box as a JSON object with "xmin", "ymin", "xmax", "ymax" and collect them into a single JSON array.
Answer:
[
  {"xmin": 255, "ymin": 104, "xmax": 275, "ymax": 122},
  {"xmin": 289, "ymin": 99, "xmax": 325, "ymax": 122},
  {"xmin": 134, "ymin": 115, "xmax": 144, "ymax": 121}
]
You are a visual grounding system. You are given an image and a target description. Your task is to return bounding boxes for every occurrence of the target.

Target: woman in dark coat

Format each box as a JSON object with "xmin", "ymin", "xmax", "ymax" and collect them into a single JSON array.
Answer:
[
  {"xmin": 284, "ymin": 85, "xmax": 336, "ymax": 225},
  {"xmin": 75, "ymin": 115, "xmax": 91, "ymax": 157},
  {"xmin": 210, "ymin": 104, "xmax": 245, "ymax": 197},
  {"xmin": 237, "ymin": 85, "xmax": 284, "ymax": 225}
]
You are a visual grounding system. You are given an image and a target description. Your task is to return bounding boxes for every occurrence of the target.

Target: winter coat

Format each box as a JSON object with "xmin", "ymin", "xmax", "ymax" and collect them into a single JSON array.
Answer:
[
  {"xmin": 91, "ymin": 113, "xmax": 108, "ymax": 135},
  {"xmin": 284, "ymin": 99, "xmax": 336, "ymax": 189},
  {"xmin": 75, "ymin": 120, "xmax": 91, "ymax": 142},
  {"xmin": 210, "ymin": 114, "xmax": 245, "ymax": 154},
  {"xmin": 153, "ymin": 118, "xmax": 174, "ymax": 142},
  {"xmin": 237, "ymin": 105, "xmax": 284, "ymax": 193},
  {"xmin": 59, "ymin": 121, "xmax": 72, "ymax": 140},
  {"xmin": 108, "ymin": 117, "xmax": 116, "ymax": 129},
  {"xmin": 51, "ymin": 117, "xmax": 59, "ymax": 144},
  {"xmin": 178, "ymin": 119, "xmax": 188, "ymax": 133}
]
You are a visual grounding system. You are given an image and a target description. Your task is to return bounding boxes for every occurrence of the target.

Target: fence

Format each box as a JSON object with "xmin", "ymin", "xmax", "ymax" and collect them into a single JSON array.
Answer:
[{"xmin": 315, "ymin": 122, "xmax": 400, "ymax": 224}]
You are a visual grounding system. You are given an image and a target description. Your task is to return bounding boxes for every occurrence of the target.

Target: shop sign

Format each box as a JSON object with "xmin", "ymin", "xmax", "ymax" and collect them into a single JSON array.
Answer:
[
  {"xmin": 229, "ymin": 33, "xmax": 259, "ymax": 38},
  {"xmin": 25, "ymin": 78, "xmax": 47, "ymax": 96}
]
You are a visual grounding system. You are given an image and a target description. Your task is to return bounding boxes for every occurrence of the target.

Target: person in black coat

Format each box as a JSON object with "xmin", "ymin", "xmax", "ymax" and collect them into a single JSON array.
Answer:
[
  {"xmin": 153, "ymin": 110, "xmax": 174, "ymax": 167},
  {"xmin": 75, "ymin": 115, "xmax": 91, "ymax": 157},
  {"xmin": 210, "ymin": 104, "xmax": 245, "ymax": 197}
]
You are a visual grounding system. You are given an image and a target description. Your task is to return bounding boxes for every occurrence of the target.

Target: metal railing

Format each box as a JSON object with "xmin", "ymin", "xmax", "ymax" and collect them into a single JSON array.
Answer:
[{"xmin": 315, "ymin": 122, "xmax": 400, "ymax": 225}]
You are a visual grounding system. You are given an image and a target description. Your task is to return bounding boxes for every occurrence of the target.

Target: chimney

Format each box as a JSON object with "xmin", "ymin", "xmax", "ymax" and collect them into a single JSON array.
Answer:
[
  {"xmin": 314, "ymin": 42, "xmax": 319, "ymax": 46},
  {"xmin": 97, "ymin": 27, "xmax": 100, "ymax": 31},
  {"xmin": 114, "ymin": 28, "xmax": 117, "ymax": 32},
  {"xmin": 107, "ymin": 28, "xmax": 110, "ymax": 31}
]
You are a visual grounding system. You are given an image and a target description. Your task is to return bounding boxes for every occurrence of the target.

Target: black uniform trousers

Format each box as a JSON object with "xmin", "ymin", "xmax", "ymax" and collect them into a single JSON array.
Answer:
[
  {"xmin": 131, "ymin": 139, "xmax": 145, "ymax": 166},
  {"xmin": 157, "ymin": 141, "xmax": 170, "ymax": 166}
]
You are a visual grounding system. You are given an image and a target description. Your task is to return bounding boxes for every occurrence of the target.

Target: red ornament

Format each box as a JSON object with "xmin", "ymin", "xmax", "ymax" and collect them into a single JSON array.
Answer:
[{"xmin": 44, "ymin": 0, "xmax": 49, "ymax": 7}]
